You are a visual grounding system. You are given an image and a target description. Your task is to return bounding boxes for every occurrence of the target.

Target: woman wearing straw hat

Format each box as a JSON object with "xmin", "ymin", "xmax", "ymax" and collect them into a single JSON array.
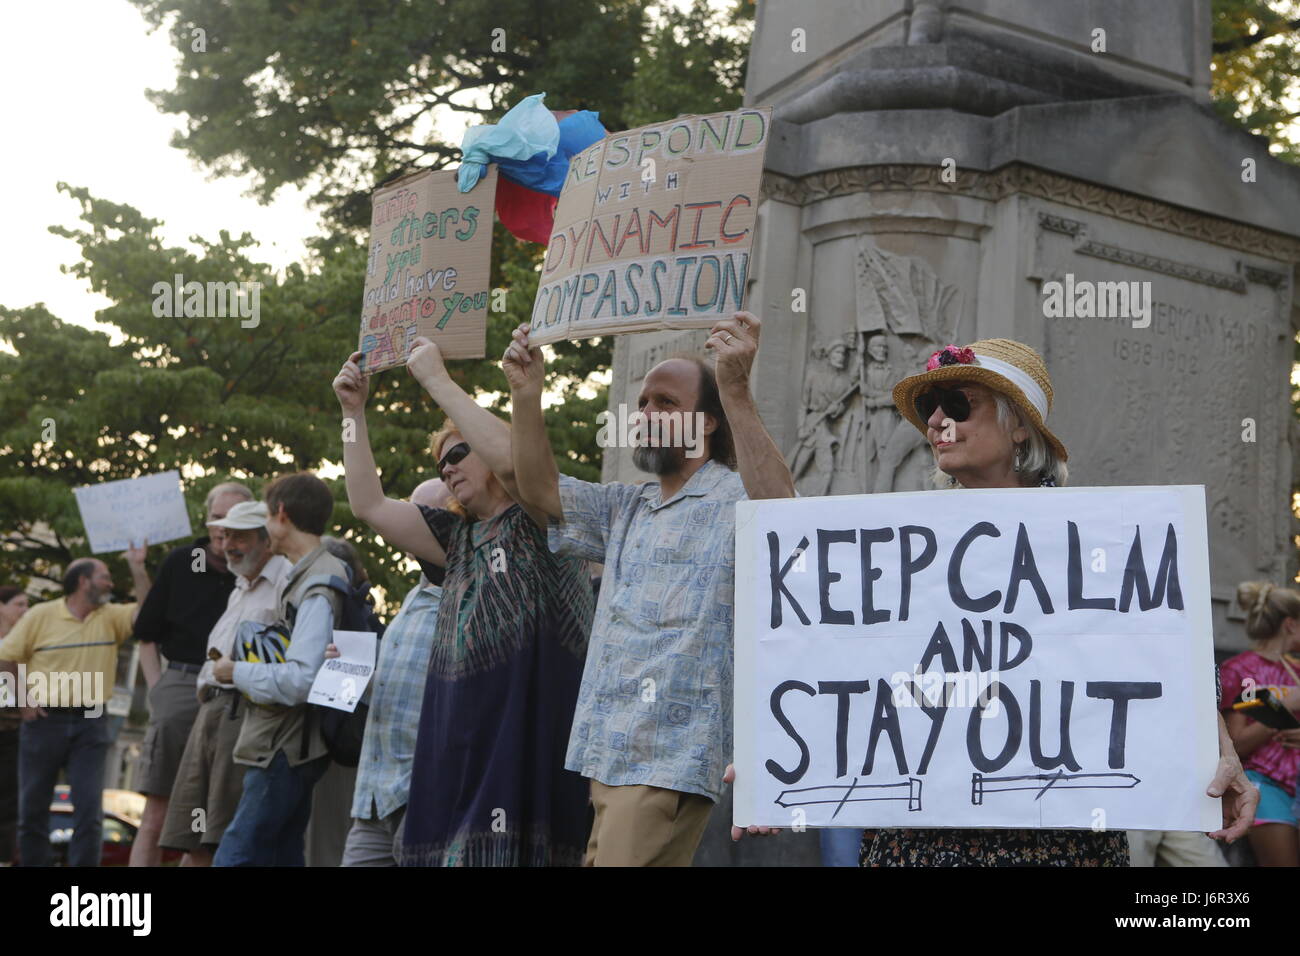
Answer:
[{"xmin": 852, "ymin": 338, "xmax": 1259, "ymax": 865}]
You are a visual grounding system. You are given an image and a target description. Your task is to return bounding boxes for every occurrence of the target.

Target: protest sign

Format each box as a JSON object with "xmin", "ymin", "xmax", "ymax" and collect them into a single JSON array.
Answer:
[
  {"xmin": 359, "ymin": 165, "xmax": 498, "ymax": 371},
  {"xmin": 732, "ymin": 485, "xmax": 1220, "ymax": 832},
  {"xmin": 308, "ymin": 630, "xmax": 377, "ymax": 713},
  {"xmin": 528, "ymin": 107, "xmax": 771, "ymax": 346},
  {"xmin": 72, "ymin": 471, "xmax": 192, "ymax": 554}
]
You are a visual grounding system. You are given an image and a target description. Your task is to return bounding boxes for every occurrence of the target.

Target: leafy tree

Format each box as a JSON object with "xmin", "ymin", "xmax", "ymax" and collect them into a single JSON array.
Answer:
[
  {"xmin": 1212, "ymin": 0, "xmax": 1300, "ymax": 163},
  {"xmin": 1, "ymin": 1, "xmax": 752, "ymax": 607}
]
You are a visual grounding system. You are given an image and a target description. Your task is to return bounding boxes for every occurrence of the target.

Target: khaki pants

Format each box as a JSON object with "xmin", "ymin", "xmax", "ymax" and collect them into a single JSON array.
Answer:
[
  {"xmin": 161, "ymin": 690, "xmax": 246, "ymax": 853},
  {"xmin": 1126, "ymin": 830, "xmax": 1227, "ymax": 867},
  {"xmin": 584, "ymin": 780, "xmax": 713, "ymax": 867}
]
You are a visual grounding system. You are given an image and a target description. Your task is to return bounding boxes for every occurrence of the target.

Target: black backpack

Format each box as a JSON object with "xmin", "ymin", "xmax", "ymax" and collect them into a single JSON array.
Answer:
[{"xmin": 294, "ymin": 571, "xmax": 385, "ymax": 767}]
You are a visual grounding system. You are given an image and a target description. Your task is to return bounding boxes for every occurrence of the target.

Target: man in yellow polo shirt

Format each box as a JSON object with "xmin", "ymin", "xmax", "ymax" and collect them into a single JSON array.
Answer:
[{"xmin": 0, "ymin": 549, "xmax": 150, "ymax": 866}]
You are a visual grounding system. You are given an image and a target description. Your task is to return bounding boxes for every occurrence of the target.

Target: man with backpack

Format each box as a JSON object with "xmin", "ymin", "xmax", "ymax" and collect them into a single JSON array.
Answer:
[
  {"xmin": 158, "ymin": 498, "xmax": 292, "ymax": 866},
  {"xmin": 210, "ymin": 472, "xmax": 349, "ymax": 866}
]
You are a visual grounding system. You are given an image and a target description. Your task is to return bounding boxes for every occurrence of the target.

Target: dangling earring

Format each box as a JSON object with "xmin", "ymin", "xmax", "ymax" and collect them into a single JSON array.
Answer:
[{"xmin": 1013, "ymin": 446, "xmax": 1022, "ymax": 472}]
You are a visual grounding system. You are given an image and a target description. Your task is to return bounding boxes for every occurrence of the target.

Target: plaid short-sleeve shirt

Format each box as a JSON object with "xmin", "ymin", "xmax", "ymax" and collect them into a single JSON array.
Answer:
[{"xmin": 550, "ymin": 460, "xmax": 746, "ymax": 801}]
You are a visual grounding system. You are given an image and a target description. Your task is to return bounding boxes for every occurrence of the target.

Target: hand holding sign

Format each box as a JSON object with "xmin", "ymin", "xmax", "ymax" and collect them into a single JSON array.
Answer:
[
  {"xmin": 332, "ymin": 352, "xmax": 370, "ymax": 415},
  {"xmin": 706, "ymin": 310, "xmax": 761, "ymax": 396},
  {"xmin": 123, "ymin": 539, "xmax": 148, "ymax": 569},
  {"xmin": 502, "ymin": 323, "xmax": 545, "ymax": 397},
  {"xmin": 406, "ymin": 336, "xmax": 452, "ymax": 392},
  {"xmin": 722, "ymin": 764, "xmax": 782, "ymax": 842},
  {"xmin": 1206, "ymin": 721, "xmax": 1258, "ymax": 842}
]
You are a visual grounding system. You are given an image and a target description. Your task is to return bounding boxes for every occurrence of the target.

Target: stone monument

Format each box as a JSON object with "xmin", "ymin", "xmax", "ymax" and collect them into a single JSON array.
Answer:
[{"xmin": 599, "ymin": 0, "xmax": 1300, "ymax": 866}]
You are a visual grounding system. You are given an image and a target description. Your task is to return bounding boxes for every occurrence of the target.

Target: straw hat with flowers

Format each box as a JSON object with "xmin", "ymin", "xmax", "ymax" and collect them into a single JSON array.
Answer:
[{"xmin": 891, "ymin": 339, "xmax": 1068, "ymax": 462}]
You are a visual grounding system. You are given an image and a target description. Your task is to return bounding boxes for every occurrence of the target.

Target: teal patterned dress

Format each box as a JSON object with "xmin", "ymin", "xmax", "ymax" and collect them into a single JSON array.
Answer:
[{"xmin": 399, "ymin": 504, "xmax": 594, "ymax": 866}]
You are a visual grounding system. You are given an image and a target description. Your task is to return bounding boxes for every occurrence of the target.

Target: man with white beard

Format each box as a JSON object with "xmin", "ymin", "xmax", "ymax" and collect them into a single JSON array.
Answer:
[{"xmin": 158, "ymin": 500, "xmax": 291, "ymax": 866}]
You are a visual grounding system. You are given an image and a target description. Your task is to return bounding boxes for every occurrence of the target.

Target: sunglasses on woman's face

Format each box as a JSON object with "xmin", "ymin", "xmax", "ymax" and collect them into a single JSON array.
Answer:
[
  {"xmin": 437, "ymin": 441, "xmax": 471, "ymax": 476},
  {"xmin": 914, "ymin": 386, "xmax": 972, "ymax": 424}
]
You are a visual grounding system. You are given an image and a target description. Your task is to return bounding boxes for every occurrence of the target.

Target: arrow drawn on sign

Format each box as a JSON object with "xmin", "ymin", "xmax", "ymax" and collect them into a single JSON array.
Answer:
[
  {"xmin": 775, "ymin": 777, "xmax": 923, "ymax": 817},
  {"xmin": 970, "ymin": 771, "xmax": 1141, "ymax": 806}
]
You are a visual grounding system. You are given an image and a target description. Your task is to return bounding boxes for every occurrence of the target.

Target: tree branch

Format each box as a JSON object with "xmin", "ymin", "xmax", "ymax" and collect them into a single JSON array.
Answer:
[{"xmin": 1213, "ymin": 18, "xmax": 1300, "ymax": 54}]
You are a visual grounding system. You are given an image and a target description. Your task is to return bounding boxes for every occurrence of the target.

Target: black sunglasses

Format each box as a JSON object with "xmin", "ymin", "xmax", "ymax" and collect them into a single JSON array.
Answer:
[
  {"xmin": 437, "ymin": 441, "xmax": 471, "ymax": 475},
  {"xmin": 914, "ymin": 386, "xmax": 972, "ymax": 424}
]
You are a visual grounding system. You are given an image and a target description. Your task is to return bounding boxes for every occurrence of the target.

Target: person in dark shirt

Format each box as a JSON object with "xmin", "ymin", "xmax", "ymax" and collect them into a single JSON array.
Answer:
[{"xmin": 127, "ymin": 481, "xmax": 251, "ymax": 867}]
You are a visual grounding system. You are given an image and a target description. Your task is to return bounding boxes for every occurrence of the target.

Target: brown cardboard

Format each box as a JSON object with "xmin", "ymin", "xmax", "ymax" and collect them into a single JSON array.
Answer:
[
  {"xmin": 358, "ymin": 165, "xmax": 497, "ymax": 371},
  {"xmin": 529, "ymin": 108, "xmax": 772, "ymax": 346}
]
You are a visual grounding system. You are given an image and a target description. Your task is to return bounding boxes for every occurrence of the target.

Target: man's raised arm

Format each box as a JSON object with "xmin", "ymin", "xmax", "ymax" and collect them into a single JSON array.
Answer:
[
  {"xmin": 705, "ymin": 311, "xmax": 796, "ymax": 500},
  {"xmin": 502, "ymin": 323, "xmax": 563, "ymax": 521}
]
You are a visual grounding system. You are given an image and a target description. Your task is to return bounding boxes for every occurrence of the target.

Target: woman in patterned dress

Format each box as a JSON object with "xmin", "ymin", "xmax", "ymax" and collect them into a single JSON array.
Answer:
[
  {"xmin": 333, "ymin": 338, "xmax": 593, "ymax": 866},
  {"xmin": 848, "ymin": 338, "xmax": 1258, "ymax": 866}
]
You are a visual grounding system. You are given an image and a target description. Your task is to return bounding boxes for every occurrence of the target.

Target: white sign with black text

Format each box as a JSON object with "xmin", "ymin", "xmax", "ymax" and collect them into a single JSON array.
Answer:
[
  {"xmin": 72, "ymin": 471, "xmax": 193, "ymax": 554},
  {"xmin": 309, "ymin": 630, "xmax": 377, "ymax": 712},
  {"xmin": 732, "ymin": 485, "xmax": 1220, "ymax": 832}
]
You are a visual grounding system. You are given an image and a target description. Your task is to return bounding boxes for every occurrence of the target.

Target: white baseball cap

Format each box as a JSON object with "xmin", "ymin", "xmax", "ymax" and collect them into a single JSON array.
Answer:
[{"xmin": 208, "ymin": 500, "xmax": 269, "ymax": 530}]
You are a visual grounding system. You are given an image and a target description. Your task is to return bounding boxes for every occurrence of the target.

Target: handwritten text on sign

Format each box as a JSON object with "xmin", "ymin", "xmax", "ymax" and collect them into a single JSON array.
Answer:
[
  {"xmin": 72, "ymin": 471, "xmax": 193, "ymax": 554},
  {"xmin": 732, "ymin": 486, "xmax": 1219, "ymax": 832},
  {"xmin": 528, "ymin": 108, "xmax": 771, "ymax": 345},
  {"xmin": 359, "ymin": 166, "xmax": 497, "ymax": 371}
]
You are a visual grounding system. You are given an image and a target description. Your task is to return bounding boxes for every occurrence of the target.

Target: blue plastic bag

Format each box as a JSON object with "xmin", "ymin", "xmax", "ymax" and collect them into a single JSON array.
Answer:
[{"xmin": 458, "ymin": 93, "xmax": 559, "ymax": 193}]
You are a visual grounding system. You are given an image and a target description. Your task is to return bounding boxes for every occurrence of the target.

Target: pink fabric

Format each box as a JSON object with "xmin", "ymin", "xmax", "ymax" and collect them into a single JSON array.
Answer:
[{"xmin": 1219, "ymin": 650, "xmax": 1300, "ymax": 795}]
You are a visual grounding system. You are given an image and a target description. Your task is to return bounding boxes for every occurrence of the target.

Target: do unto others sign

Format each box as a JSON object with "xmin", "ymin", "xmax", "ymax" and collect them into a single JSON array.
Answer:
[{"xmin": 732, "ymin": 486, "xmax": 1220, "ymax": 832}]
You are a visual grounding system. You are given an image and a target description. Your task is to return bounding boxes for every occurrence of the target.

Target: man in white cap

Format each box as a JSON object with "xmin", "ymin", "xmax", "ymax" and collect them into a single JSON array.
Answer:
[{"xmin": 158, "ymin": 499, "xmax": 292, "ymax": 866}]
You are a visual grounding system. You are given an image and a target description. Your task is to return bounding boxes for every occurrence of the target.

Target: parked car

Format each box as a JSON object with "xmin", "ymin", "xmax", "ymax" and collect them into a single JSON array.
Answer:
[{"xmin": 17, "ymin": 786, "xmax": 182, "ymax": 865}]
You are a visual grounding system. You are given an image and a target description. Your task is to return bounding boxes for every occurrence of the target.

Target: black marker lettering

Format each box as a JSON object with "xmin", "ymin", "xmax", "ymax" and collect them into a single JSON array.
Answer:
[
  {"xmin": 818, "ymin": 680, "xmax": 871, "ymax": 778},
  {"xmin": 949, "ymin": 522, "xmax": 1002, "ymax": 613},
  {"xmin": 766, "ymin": 680, "xmax": 816, "ymax": 784},
  {"xmin": 1086, "ymin": 681, "xmax": 1162, "ymax": 768},
  {"xmin": 768, "ymin": 532, "xmax": 811, "ymax": 628}
]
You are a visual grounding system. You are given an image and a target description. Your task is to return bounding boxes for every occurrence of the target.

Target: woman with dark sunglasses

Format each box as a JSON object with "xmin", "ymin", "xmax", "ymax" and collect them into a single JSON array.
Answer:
[
  {"xmin": 332, "ymin": 338, "xmax": 593, "ymax": 866},
  {"xmin": 850, "ymin": 339, "xmax": 1257, "ymax": 865}
]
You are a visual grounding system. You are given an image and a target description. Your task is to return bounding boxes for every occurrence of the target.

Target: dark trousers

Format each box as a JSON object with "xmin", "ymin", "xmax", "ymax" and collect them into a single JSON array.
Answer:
[
  {"xmin": 18, "ymin": 711, "xmax": 110, "ymax": 867},
  {"xmin": 213, "ymin": 751, "xmax": 329, "ymax": 867},
  {"xmin": 0, "ymin": 723, "xmax": 18, "ymax": 862}
]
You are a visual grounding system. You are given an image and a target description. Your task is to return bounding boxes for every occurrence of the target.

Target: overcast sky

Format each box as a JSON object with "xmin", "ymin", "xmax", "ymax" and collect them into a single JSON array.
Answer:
[{"xmin": 0, "ymin": 0, "xmax": 316, "ymax": 338}]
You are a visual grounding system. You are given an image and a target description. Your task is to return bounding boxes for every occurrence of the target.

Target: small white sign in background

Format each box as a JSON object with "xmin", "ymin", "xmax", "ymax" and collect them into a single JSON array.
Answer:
[
  {"xmin": 309, "ymin": 630, "xmax": 378, "ymax": 713},
  {"xmin": 72, "ymin": 471, "xmax": 193, "ymax": 554}
]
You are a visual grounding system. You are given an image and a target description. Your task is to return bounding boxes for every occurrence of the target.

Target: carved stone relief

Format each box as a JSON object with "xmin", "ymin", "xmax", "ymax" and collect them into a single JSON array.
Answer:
[{"xmin": 790, "ymin": 243, "xmax": 966, "ymax": 496}]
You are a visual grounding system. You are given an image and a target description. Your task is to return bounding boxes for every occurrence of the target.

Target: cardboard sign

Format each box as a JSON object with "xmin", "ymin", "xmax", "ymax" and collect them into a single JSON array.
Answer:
[
  {"xmin": 732, "ymin": 485, "xmax": 1221, "ymax": 832},
  {"xmin": 359, "ymin": 166, "xmax": 497, "ymax": 371},
  {"xmin": 72, "ymin": 471, "xmax": 193, "ymax": 554},
  {"xmin": 528, "ymin": 107, "xmax": 771, "ymax": 346}
]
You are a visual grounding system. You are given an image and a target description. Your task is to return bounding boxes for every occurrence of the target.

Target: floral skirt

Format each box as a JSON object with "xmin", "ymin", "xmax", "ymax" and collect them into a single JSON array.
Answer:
[{"xmin": 861, "ymin": 828, "xmax": 1130, "ymax": 867}]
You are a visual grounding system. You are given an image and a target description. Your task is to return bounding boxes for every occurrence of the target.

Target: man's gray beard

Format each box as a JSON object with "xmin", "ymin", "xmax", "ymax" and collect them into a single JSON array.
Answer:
[
  {"xmin": 227, "ymin": 552, "xmax": 265, "ymax": 579},
  {"xmin": 632, "ymin": 444, "xmax": 680, "ymax": 476}
]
